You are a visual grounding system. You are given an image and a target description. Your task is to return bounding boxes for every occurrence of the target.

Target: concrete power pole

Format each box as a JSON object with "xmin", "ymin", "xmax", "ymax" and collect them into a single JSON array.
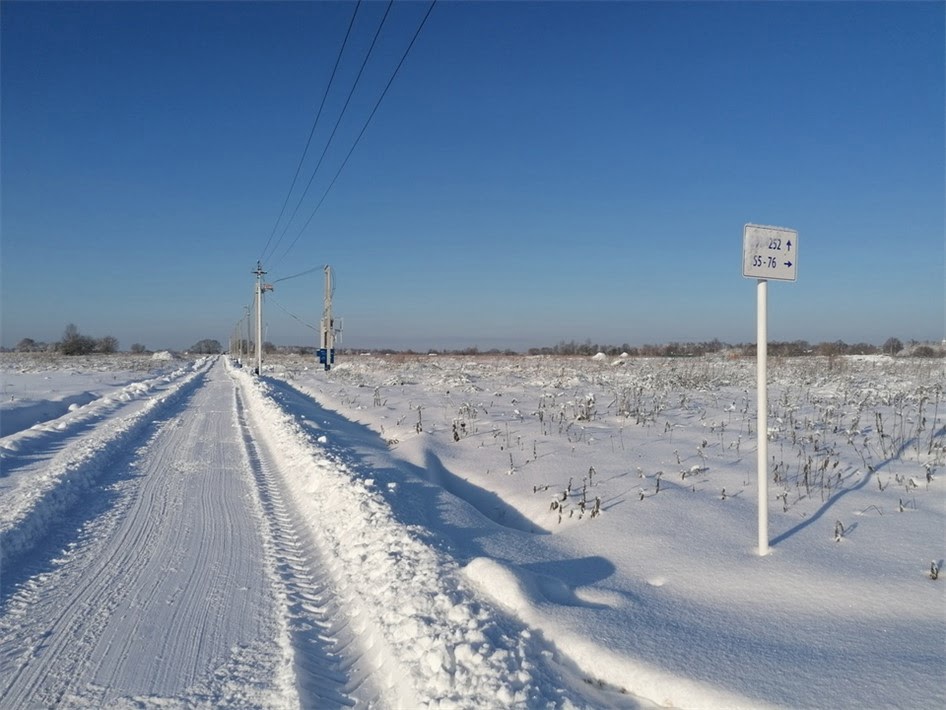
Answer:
[
  {"xmin": 240, "ymin": 306, "xmax": 250, "ymax": 367},
  {"xmin": 253, "ymin": 262, "xmax": 272, "ymax": 375},
  {"xmin": 243, "ymin": 306, "xmax": 251, "ymax": 364},
  {"xmin": 319, "ymin": 265, "xmax": 335, "ymax": 371}
]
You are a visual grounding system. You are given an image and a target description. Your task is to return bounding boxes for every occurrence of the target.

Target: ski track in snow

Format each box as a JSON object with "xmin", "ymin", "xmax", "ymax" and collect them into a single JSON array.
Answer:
[
  {"xmin": 0, "ymin": 360, "xmax": 209, "ymax": 569},
  {"xmin": 0, "ymin": 359, "xmax": 377, "ymax": 708}
]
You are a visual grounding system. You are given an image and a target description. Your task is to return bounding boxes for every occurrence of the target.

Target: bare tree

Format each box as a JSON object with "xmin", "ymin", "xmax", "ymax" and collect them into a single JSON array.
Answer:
[
  {"xmin": 60, "ymin": 323, "xmax": 96, "ymax": 355},
  {"xmin": 883, "ymin": 337, "xmax": 903, "ymax": 356},
  {"xmin": 97, "ymin": 336, "xmax": 119, "ymax": 353}
]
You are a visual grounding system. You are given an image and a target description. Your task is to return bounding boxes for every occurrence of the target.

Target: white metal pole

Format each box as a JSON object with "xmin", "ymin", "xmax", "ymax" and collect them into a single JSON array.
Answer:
[{"xmin": 757, "ymin": 278, "xmax": 769, "ymax": 556}]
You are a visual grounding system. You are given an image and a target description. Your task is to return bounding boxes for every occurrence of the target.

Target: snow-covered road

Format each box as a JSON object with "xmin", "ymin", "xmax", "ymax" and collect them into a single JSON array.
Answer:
[{"xmin": 0, "ymin": 359, "xmax": 367, "ymax": 707}]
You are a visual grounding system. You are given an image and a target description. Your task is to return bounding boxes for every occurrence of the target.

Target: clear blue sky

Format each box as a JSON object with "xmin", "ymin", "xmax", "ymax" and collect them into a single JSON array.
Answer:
[{"xmin": 2, "ymin": 0, "xmax": 943, "ymax": 352}]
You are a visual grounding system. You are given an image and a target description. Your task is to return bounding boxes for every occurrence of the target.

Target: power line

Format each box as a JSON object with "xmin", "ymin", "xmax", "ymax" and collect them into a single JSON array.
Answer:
[
  {"xmin": 269, "ymin": 295, "xmax": 318, "ymax": 331},
  {"xmin": 260, "ymin": 0, "xmax": 363, "ymax": 265},
  {"xmin": 265, "ymin": 0, "xmax": 396, "ymax": 266},
  {"xmin": 271, "ymin": 0, "xmax": 438, "ymax": 269},
  {"xmin": 272, "ymin": 265, "xmax": 323, "ymax": 284}
]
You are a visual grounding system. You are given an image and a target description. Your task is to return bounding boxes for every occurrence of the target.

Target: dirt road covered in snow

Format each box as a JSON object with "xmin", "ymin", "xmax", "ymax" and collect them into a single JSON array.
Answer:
[{"xmin": 0, "ymin": 359, "xmax": 368, "ymax": 707}]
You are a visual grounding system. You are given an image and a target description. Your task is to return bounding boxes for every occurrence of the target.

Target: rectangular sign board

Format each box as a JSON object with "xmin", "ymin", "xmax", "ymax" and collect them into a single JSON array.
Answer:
[{"xmin": 742, "ymin": 224, "xmax": 798, "ymax": 281}]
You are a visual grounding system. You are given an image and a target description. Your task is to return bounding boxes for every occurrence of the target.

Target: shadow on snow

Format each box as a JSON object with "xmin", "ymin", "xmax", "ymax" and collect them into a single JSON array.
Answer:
[
  {"xmin": 771, "ymin": 436, "xmax": 930, "ymax": 547},
  {"xmin": 261, "ymin": 377, "xmax": 551, "ymax": 559}
]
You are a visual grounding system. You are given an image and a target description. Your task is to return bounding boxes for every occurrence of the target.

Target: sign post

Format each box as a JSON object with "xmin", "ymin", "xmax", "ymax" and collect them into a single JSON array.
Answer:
[{"xmin": 743, "ymin": 224, "xmax": 798, "ymax": 556}]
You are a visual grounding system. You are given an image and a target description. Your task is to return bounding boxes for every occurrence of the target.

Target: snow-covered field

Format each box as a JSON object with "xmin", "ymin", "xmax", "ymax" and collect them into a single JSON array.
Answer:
[{"xmin": 1, "ymin": 351, "xmax": 943, "ymax": 708}]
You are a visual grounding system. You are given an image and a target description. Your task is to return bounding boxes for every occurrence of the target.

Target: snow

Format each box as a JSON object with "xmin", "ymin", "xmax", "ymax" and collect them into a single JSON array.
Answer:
[
  {"xmin": 151, "ymin": 350, "xmax": 180, "ymax": 361},
  {"xmin": 265, "ymin": 352, "xmax": 945, "ymax": 709},
  {"xmin": 1, "ymin": 352, "xmax": 943, "ymax": 708},
  {"xmin": 0, "ymin": 357, "xmax": 209, "ymax": 568},
  {"xmin": 0, "ymin": 353, "xmax": 182, "ymax": 437}
]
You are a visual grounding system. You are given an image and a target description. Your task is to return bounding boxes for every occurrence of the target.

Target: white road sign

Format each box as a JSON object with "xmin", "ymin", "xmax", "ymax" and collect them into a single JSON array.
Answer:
[{"xmin": 742, "ymin": 224, "xmax": 798, "ymax": 282}]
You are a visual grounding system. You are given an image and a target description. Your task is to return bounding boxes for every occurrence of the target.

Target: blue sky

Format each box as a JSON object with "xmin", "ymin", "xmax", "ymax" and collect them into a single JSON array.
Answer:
[{"xmin": 2, "ymin": 0, "xmax": 943, "ymax": 352}]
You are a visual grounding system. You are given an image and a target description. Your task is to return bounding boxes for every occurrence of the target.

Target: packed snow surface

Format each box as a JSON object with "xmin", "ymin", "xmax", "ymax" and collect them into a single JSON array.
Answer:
[{"xmin": 1, "ymin": 352, "xmax": 943, "ymax": 708}]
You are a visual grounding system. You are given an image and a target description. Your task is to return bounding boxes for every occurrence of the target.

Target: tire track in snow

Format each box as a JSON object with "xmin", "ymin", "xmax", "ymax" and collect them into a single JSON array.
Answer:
[
  {"xmin": 0, "ymin": 360, "xmax": 295, "ymax": 708},
  {"xmin": 0, "ymin": 376, "xmax": 209, "ymax": 707},
  {"xmin": 0, "ymin": 363, "xmax": 201, "ymax": 476},
  {"xmin": 235, "ymin": 368, "xmax": 619, "ymax": 708},
  {"xmin": 0, "ymin": 359, "xmax": 211, "ymax": 572},
  {"xmin": 233, "ymin": 382, "xmax": 368, "ymax": 708}
]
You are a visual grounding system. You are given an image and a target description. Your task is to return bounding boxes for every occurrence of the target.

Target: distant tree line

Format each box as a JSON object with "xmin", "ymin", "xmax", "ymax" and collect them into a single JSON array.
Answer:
[
  {"xmin": 527, "ymin": 339, "xmax": 728, "ymax": 357},
  {"xmin": 524, "ymin": 336, "xmax": 944, "ymax": 358},
  {"xmin": 226, "ymin": 341, "xmax": 309, "ymax": 355},
  {"xmin": 6, "ymin": 331, "xmax": 943, "ymax": 359},
  {"xmin": 366, "ymin": 346, "xmax": 520, "ymax": 357},
  {"xmin": 738, "ymin": 338, "xmax": 942, "ymax": 358},
  {"xmin": 13, "ymin": 324, "xmax": 120, "ymax": 355},
  {"xmin": 283, "ymin": 338, "xmax": 942, "ymax": 359}
]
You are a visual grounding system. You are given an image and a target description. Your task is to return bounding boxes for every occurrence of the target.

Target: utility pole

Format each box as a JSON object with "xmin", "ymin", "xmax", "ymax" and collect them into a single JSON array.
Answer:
[
  {"xmin": 253, "ymin": 262, "xmax": 272, "ymax": 375},
  {"xmin": 243, "ymin": 306, "xmax": 251, "ymax": 364},
  {"xmin": 319, "ymin": 265, "xmax": 335, "ymax": 371}
]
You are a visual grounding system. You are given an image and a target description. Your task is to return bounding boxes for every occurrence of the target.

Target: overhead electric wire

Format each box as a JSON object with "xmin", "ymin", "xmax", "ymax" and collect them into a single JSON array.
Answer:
[
  {"xmin": 259, "ymin": 0, "xmax": 363, "ymax": 265},
  {"xmin": 264, "ymin": 0, "xmax": 396, "ymax": 266},
  {"xmin": 269, "ymin": 295, "xmax": 318, "ymax": 331},
  {"xmin": 272, "ymin": 265, "xmax": 323, "ymax": 284},
  {"xmin": 271, "ymin": 0, "xmax": 438, "ymax": 270}
]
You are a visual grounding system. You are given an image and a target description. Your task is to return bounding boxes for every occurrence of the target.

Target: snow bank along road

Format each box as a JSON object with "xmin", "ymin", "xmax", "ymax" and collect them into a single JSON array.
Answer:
[{"xmin": 0, "ymin": 357, "xmax": 639, "ymax": 708}]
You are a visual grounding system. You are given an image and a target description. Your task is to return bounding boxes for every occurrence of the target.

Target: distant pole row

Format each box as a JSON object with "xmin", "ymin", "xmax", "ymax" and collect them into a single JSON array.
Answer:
[{"xmin": 230, "ymin": 263, "xmax": 339, "ymax": 374}]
